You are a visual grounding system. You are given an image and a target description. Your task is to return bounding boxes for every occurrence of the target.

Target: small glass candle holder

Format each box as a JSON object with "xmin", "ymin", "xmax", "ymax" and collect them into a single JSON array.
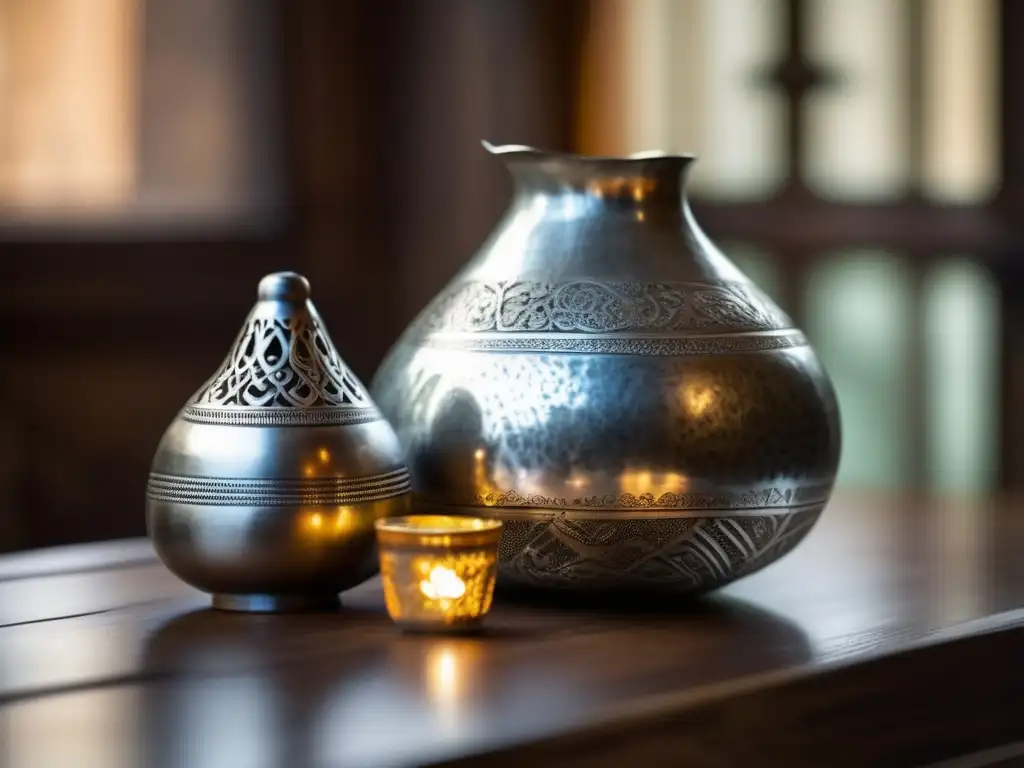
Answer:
[{"xmin": 375, "ymin": 515, "xmax": 503, "ymax": 632}]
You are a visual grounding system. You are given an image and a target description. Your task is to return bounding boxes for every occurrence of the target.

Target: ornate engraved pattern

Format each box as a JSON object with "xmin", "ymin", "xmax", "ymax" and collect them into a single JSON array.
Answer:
[
  {"xmin": 192, "ymin": 315, "xmax": 373, "ymax": 411},
  {"xmin": 147, "ymin": 468, "xmax": 411, "ymax": 506},
  {"xmin": 423, "ymin": 280, "xmax": 790, "ymax": 335},
  {"xmin": 424, "ymin": 330, "xmax": 807, "ymax": 355},
  {"xmin": 495, "ymin": 506, "xmax": 821, "ymax": 592},
  {"xmin": 473, "ymin": 481, "xmax": 832, "ymax": 512}
]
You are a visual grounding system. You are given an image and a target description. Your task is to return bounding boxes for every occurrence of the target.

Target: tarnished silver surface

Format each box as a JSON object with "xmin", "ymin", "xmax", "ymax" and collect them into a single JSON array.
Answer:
[
  {"xmin": 147, "ymin": 272, "xmax": 410, "ymax": 612},
  {"xmin": 372, "ymin": 144, "xmax": 841, "ymax": 595}
]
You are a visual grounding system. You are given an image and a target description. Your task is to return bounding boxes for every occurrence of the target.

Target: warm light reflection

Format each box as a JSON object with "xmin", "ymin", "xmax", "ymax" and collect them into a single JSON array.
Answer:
[
  {"xmin": 569, "ymin": 472, "xmax": 589, "ymax": 489},
  {"xmin": 472, "ymin": 447, "xmax": 501, "ymax": 501},
  {"xmin": 683, "ymin": 382, "xmax": 717, "ymax": 416},
  {"xmin": 664, "ymin": 472, "xmax": 685, "ymax": 490},
  {"xmin": 334, "ymin": 507, "xmax": 356, "ymax": 533},
  {"xmin": 428, "ymin": 646, "xmax": 460, "ymax": 703},
  {"xmin": 299, "ymin": 507, "xmax": 364, "ymax": 544},
  {"xmin": 423, "ymin": 642, "xmax": 481, "ymax": 733},
  {"xmin": 301, "ymin": 507, "xmax": 362, "ymax": 539},
  {"xmin": 619, "ymin": 469, "xmax": 688, "ymax": 497},
  {"xmin": 584, "ymin": 176, "xmax": 661, "ymax": 201},
  {"xmin": 318, "ymin": 447, "xmax": 331, "ymax": 464}
]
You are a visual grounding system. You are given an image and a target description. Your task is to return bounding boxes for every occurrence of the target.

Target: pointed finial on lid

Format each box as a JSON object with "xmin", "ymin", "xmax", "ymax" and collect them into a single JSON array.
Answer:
[{"xmin": 258, "ymin": 272, "xmax": 311, "ymax": 303}]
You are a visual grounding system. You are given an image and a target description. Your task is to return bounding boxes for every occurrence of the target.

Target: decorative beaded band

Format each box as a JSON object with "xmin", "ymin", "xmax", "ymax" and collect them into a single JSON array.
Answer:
[
  {"xmin": 422, "ymin": 330, "xmax": 808, "ymax": 356},
  {"xmin": 414, "ymin": 480, "xmax": 834, "ymax": 518},
  {"xmin": 147, "ymin": 468, "xmax": 411, "ymax": 506},
  {"xmin": 181, "ymin": 405, "xmax": 383, "ymax": 427}
]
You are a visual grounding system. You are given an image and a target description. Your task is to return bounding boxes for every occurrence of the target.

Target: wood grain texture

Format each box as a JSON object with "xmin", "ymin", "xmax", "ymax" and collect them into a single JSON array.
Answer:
[
  {"xmin": 0, "ymin": 492, "xmax": 1023, "ymax": 767},
  {"xmin": 0, "ymin": 539, "xmax": 156, "ymax": 583}
]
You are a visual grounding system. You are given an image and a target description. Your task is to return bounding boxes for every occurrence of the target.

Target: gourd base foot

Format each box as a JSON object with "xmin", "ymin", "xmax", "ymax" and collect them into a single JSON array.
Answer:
[{"xmin": 211, "ymin": 593, "xmax": 340, "ymax": 613}]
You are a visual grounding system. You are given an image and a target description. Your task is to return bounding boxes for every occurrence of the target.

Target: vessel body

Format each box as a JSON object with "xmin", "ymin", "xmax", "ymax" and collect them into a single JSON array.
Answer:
[{"xmin": 372, "ymin": 148, "xmax": 840, "ymax": 594}]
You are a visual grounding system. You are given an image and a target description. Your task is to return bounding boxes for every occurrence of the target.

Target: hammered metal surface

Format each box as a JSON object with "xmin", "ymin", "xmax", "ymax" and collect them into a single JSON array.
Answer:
[{"xmin": 372, "ymin": 146, "xmax": 841, "ymax": 595}]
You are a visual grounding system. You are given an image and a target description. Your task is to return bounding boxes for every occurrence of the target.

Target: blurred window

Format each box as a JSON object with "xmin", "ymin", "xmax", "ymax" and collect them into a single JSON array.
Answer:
[
  {"xmin": 0, "ymin": 0, "xmax": 283, "ymax": 230},
  {"xmin": 582, "ymin": 0, "xmax": 1001, "ymax": 492}
]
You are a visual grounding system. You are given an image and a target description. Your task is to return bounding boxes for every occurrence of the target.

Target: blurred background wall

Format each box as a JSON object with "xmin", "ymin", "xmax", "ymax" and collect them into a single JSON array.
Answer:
[{"xmin": 1, "ymin": 0, "xmax": 1021, "ymax": 551}]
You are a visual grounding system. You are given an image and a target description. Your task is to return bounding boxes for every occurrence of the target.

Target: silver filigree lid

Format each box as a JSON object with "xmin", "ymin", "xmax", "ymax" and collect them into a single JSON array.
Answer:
[{"xmin": 183, "ymin": 272, "xmax": 380, "ymax": 427}]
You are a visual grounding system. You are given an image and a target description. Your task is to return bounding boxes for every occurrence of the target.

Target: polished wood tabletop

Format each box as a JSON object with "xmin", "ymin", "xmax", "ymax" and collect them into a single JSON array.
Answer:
[{"xmin": 2, "ymin": 492, "xmax": 1024, "ymax": 768}]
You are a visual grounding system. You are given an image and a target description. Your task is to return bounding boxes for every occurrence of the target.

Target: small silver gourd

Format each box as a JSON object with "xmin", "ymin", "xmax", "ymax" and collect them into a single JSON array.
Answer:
[{"xmin": 147, "ymin": 272, "xmax": 411, "ymax": 612}]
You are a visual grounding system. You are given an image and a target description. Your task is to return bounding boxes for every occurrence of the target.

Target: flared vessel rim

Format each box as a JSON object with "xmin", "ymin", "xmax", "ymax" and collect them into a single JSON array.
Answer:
[{"xmin": 481, "ymin": 140, "xmax": 696, "ymax": 164}]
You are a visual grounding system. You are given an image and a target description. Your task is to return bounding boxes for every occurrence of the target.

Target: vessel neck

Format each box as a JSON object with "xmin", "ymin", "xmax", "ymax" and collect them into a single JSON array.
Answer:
[{"xmin": 490, "ymin": 145, "xmax": 693, "ymax": 223}]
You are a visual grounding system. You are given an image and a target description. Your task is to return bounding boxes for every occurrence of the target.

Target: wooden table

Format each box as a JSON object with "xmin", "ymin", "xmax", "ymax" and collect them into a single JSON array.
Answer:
[{"xmin": 1, "ymin": 492, "xmax": 1023, "ymax": 768}]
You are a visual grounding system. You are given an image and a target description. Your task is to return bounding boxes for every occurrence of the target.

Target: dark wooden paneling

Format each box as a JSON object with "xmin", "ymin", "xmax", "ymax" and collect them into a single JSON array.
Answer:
[
  {"xmin": 996, "ymin": 0, "xmax": 1024, "ymax": 491},
  {"xmin": 280, "ymin": 0, "xmax": 588, "ymax": 376},
  {"xmin": 0, "ymin": 0, "xmax": 588, "ymax": 551}
]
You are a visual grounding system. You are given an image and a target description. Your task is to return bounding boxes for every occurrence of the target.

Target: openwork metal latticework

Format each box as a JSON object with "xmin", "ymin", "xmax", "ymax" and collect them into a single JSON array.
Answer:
[{"xmin": 193, "ymin": 315, "xmax": 373, "ymax": 410}]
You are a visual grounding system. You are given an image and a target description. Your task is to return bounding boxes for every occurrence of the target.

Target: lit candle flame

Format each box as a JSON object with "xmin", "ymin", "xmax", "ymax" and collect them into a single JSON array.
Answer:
[{"xmin": 419, "ymin": 566, "xmax": 467, "ymax": 601}]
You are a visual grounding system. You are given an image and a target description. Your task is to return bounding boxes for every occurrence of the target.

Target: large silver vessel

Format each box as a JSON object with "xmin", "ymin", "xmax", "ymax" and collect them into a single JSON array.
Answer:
[{"xmin": 372, "ymin": 145, "xmax": 841, "ymax": 595}]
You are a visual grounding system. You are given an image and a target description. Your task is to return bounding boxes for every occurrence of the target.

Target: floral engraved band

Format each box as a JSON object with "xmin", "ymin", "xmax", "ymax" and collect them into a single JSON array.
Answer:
[
  {"xmin": 414, "ymin": 279, "xmax": 803, "ymax": 355},
  {"xmin": 423, "ymin": 280, "xmax": 792, "ymax": 335}
]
